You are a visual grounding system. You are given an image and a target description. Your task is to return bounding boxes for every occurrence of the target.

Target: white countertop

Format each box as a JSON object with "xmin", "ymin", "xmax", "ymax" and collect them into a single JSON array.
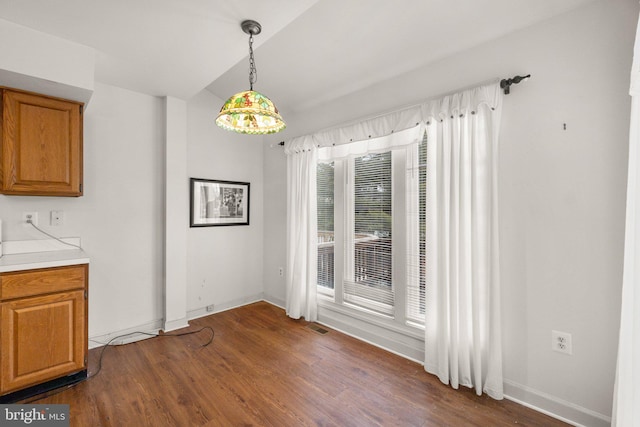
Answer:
[
  {"xmin": 0, "ymin": 238, "xmax": 89, "ymax": 273},
  {"xmin": 0, "ymin": 249, "xmax": 90, "ymax": 273}
]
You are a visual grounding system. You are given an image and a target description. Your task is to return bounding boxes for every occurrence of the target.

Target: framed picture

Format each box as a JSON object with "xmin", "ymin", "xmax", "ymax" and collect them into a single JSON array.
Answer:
[{"xmin": 190, "ymin": 178, "xmax": 250, "ymax": 227}]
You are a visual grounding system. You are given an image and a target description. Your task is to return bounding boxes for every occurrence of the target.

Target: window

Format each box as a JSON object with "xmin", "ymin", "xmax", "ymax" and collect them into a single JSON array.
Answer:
[
  {"xmin": 406, "ymin": 138, "xmax": 427, "ymax": 324},
  {"xmin": 344, "ymin": 151, "xmax": 394, "ymax": 315},
  {"xmin": 317, "ymin": 161, "xmax": 335, "ymax": 291},
  {"xmin": 316, "ymin": 133, "xmax": 427, "ymax": 327}
]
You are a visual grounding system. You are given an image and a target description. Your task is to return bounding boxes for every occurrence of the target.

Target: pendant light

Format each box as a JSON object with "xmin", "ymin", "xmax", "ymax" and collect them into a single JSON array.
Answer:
[{"xmin": 216, "ymin": 20, "xmax": 286, "ymax": 135}]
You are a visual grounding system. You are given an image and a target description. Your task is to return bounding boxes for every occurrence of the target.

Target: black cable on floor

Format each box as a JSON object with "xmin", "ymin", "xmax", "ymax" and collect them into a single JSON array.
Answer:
[
  {"xmin": 90, "ymin": 326, "xmax": 215, "ymax": 379},
  {"xmin": 19, "ymin": 326, "xmax": 215, "ymax": 403}
]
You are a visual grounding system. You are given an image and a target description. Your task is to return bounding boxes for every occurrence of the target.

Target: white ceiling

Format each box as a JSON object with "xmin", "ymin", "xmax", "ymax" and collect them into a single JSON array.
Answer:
[
  {"xmin": 0, "ymin": 0, "xmax": 597, "ymax": 111},
  {"xmin": 0, "ymin": 0, "xmax": 318, "ymax": 99}
]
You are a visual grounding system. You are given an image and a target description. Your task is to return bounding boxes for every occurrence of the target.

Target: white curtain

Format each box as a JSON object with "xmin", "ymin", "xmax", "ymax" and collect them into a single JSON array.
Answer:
[
  {"xmin": 612, "ymin": 12, "xmax": 640, "ymax": 426},
  {"xmin": 283, "ymin": 82, "xmax": 505, "ymax": 400},
  {"xmin": 423, "ymin": 83, "xmax": 504, "ymax": 399},
  {"xmin": 284, "ymin": 136, "xmax": 318, "ymax": 321}
]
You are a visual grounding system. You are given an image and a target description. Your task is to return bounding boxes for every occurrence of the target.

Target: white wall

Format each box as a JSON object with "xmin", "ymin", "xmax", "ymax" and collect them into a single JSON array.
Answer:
[
  {"xmin": 490, "ymin": 2, "xmax": 631, "ymax": 423},
  {"xmin": 262, "ymin": 0, "xmax": 637, "ymax": 424},
  {"xmin": 0, "ymin": 82, "xmax": 165, "ymax": 340},
  {"xmin": 262, "ymin": 142, "xmax": 287, "ymax": 307},
  {"xmin": 0, "ymin": 82, "xmax": 267, "ymax": 341},
  {"xmin": 0, "ymin": 18, "xmax": 94, "ymax": 104},
  {"xmin": 186, "ymin": 89, "xmax": 265, "ymax": 317},
  {"xmin": 84, "ymin": 84, "xmax": 165, "ymax": 337},
  {"xmin": 0, "ymin": 22, "xmax": 266, "ymax": 345},
  {"xmin": 164, "ymin": 96, "xmax": 189, "ymax": 331}
]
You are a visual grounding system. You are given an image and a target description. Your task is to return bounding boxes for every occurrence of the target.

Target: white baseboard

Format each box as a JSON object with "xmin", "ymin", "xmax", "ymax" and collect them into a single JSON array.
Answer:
[
  {"xmin": 163, "ymin": 317, "xmax": 189, "ymax": 332},
  {"xmin": 262, "ymin": 293, "xmax": 285, "ymax": 310},
  {"xmin": 187, "ymin": 293, "xmax": 265, "ymax": 320},
  {"xmin": 503, "ymin": 380, "xmax": 611, "ymax": 427},
  {"xmin": 317, "ymin": 301, "xmax": 425, "ymax": 363},
  {"xmin": 89, "ymin": 294, "xmax": 266, "ymax": 350},
  {"xmin": 89, "ymin": 319, "xmax": 163, "ymax": 349}
]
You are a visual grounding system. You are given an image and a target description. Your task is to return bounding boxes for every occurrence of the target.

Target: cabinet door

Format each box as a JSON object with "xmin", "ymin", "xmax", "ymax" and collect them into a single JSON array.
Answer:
[
  {"xmin": 1, "ymin": 290, "xmax": 86, "ymax": 394},
  {"xmin": 1, "ymin": 90, "xmax": 83, "ymax": 196}
]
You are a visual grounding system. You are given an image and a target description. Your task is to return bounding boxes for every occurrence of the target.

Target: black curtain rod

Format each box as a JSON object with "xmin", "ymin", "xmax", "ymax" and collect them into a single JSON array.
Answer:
[
  {"xmin": 277, "ymin": 74, "xmax": 531, "ymax": 146},
  {"xmin": 500, "ymin": 74, "xmax": 531, "ymax": 95}
]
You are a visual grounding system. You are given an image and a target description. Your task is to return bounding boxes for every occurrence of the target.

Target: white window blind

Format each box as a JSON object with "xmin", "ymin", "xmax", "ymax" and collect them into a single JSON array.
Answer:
[
  {"xmin": 314, "ymin": 125, "xmax": 426, "ymax": 327},
  {"xmin": 406, "ymin": 135, "xmax": 427, "ymax": 324},
  {"xmin": 344, "ymin": 152, "xmax": 394, "ymax": 314},
  {"xmin": 317, "ymin": 161, "xmax": 335, "ymax": 290}
]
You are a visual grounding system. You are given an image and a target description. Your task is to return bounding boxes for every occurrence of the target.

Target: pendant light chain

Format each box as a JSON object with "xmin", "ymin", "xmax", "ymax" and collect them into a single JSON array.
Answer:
[{"xmin": 248, "ymin": 33, "xmax": 257, "ymax": 91}]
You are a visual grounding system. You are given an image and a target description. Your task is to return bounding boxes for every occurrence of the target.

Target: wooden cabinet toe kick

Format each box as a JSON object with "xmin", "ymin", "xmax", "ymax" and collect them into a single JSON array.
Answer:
[{"xmin": 0, "ymin": 370, "xmax": 87, "ymax": 403}]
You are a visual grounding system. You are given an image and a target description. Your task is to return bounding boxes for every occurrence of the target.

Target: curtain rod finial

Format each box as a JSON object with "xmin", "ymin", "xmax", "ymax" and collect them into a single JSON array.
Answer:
[{"xmin": 500, "ymin": 74, "xmax": 531, "ymax": 95}]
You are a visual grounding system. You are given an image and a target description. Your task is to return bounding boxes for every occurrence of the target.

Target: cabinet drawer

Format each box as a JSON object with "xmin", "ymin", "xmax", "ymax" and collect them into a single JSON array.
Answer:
[{"xmin": 0, "ymin": 265, "xmax": 86, "ymax": 301}]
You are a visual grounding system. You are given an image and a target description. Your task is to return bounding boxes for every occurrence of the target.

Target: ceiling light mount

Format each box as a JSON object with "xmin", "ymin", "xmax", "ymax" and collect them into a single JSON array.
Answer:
[
  {"xmin": 241, "ymin": 20, "xmax": 261, "ymax": 36},
  {"xmin": 216, "ymin": 19, "xmax": 286, "ymax": 135}
]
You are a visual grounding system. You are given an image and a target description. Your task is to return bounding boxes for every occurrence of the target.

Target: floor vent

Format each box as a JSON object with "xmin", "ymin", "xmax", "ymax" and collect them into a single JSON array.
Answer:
[{"xmin": 307, "ymin": 324, "xmax": 329, "ymax": 335}]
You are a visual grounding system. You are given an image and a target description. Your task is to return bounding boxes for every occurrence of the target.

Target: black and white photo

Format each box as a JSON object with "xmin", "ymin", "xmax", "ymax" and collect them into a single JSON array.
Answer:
[{"xmin": 190, "ymin": 178, "xmax": 250, "ymax": 226}]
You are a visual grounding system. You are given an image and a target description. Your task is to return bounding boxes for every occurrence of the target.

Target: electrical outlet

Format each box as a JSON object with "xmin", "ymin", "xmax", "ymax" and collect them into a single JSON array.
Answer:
[
  {"xmin": 22, "ymin": 212, "xmax": 38, "ymax": 226},
  {"xmin": 206, "ymin": 305, "xmax": 214, "ymax": 312},
  {"xmin": 279, "ymin": 267, "xmax": 284, "ymax": 277},
  {"xmin": 552, "ymin": 330, "xmax": 573, "ymax": 355},
  {"xmin": 50, "ymin": 210, "xmax": 64, "ymax": 226}
]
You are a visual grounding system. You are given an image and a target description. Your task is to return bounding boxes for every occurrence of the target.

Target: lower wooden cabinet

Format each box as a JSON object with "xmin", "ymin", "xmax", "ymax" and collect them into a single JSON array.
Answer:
[{"xmin": 0, "ymin": 265, "xmax": 88, "ymax": 396}]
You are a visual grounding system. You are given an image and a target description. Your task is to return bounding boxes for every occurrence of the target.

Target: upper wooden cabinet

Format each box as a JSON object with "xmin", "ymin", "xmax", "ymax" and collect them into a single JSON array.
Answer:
[{"xmin": 0, "ymin": 88, "xmax": 83, "ymax": 196}]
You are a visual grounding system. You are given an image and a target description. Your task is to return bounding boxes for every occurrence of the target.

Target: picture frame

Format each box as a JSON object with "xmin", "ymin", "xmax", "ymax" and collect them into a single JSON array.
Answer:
[{"xmin": 190, "ymin": 178, "xmax": 250, "ymax": 227}]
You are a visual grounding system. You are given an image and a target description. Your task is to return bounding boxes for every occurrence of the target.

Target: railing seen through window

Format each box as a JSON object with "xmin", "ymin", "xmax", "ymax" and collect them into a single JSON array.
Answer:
[
  {"xmin": 317, "ymin": 161, "xmax": 335, "ymax": 290},
  {"xmin": 344, "ymin": 152, "xmax": 393, "ymax": 314}
]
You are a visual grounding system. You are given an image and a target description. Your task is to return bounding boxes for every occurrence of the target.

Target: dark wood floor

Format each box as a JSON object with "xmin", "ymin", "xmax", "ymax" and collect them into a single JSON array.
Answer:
[{"xmin": 29, "ymin": 301, "xmax": 568, "ymax": 426}]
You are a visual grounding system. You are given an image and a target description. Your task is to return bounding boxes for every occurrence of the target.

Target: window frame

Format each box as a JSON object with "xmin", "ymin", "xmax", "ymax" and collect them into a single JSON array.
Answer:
[{"xmin": 316, "ymin": 143, "xmax": 425, "ymax": 330}]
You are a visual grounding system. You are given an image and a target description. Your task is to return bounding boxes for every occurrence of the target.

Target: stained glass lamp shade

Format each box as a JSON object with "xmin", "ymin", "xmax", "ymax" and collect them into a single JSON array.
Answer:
[
  {"xmin": 216, "ymin": 20, "xmax": 286, "ymax": 135},
  {"xmin": 216, "ymin": 90, "xmax": 286, "ymax": 134}
]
